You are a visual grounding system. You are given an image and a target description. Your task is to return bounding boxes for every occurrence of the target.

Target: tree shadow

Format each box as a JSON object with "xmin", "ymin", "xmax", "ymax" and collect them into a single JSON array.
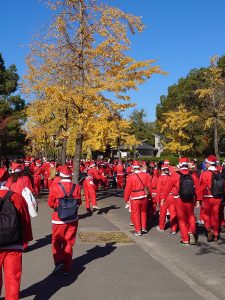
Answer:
[
  {"xmin": 25, "ymin": 235, "xmax": 52, "ymax": 252},
  {"xmin": 96, "ymin": 189, "xmax": 124, "ymax": 201},
  {"xmin": 96, "ymin": 205, "xmax": 120, "ymax": 215},
  {"xmin": 20, "ymin": 243, "xmax": 117, "ymax": 300},
  {"xmin": 195, "ymin": 240, "xmax": 225, "ymax": 256}
]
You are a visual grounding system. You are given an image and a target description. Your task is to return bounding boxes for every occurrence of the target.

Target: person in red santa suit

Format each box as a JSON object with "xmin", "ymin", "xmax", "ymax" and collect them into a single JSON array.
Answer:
[
  {"xmin": 164, "ymin": 159, "xmax": 175, "ymax": 175},
  {"xmin": 42, "ymin": 158, "xmax": 50, "ymax": 189},
  {"xmin": 0, "ymin": 166, "xmax": 8, "ymax": 187},
  {"xmin": 124, "ymin": 161, "xmax": 152, "ymax": 236},
  {"xmin": 5, "ymin": 162, "xmax": 34, "ymax": 195},
  {"xmin": 87, "ymin": 161, "xmax": 102, "ymax": 189},
  {"xmin": 161, "ymin": 158, "xmax": 202, "ymax": 245},
  {"xmin": 48, "ymin": 165, "xmax": 81, "ymax": 275},
  {"xmin": 0, "ymin": 186, "xmax": 33, "ymax": 300},
  {"xmin": 200, "ymin": 155, "xmax": 224, "ymax": 242},
  {"xmin": 32, "ymin": 160, "xmax": 44, "ymax": 196},
  {"xmin": 114, "ymin": 160, "xmax": 125, "ymax": 189},
  {"xmin": 155, "ymin": 164, "xmax": 177, "ymax": 234}
]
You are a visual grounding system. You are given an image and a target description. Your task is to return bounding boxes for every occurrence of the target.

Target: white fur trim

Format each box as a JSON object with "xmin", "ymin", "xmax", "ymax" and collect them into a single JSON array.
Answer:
[
  {"xmin": 59, "ymin": 172, "xmax": 71, "ymax": 178},
  {"xmin": 205, "ymin": 159, "xmax": 216, "ymax": 165}
]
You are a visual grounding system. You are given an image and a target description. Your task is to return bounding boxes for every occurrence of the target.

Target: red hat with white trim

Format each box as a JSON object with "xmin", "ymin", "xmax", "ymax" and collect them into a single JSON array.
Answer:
[
  {"xmin": 89, "ymin": 161, "xmax": 96, "ymax": 168},
  {"xmin": 161, "ymin": 164, "xmax": 169, "ymax": 170},
  {"xmin": 50, "ymin": 161, "xmax": 56, "ymax": 167},
  {"xmin": 132, "ymin": 160, "xmax": 140, "ymax": 168},
  {"xmin": 11, "ymin": 162, "xmax": 23, "ymax": 173},
  {"xmin": 59, "ymin": 165, "xmax": 72, "ymax": 178},
  {"xmin": 164, "ymin": 159, "xmax": 170, "ymax": 164},
  {"xmin": 36, "ymin": 160, "xmax": 41, "ymax": 165},
  {"xmin": 205, "ymin": 155, "xmax": 217, "ymax": 165},
  {"xmin": 179, "ymin": 157, "xmax": 189, "ymax": 167}
]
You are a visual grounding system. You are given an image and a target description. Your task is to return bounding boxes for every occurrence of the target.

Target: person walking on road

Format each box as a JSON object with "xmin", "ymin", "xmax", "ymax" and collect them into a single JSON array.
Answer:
[
  {"xmin": 124, "ymin": 161, "xmax": 152, "ymax": 236},
  {"xmin": 48, "ymin": 165, "xmax": 82, "ymax": 276},
  {"xmin": 0, "ymin": 185, "xmax": 33, "ymax": 300},
  {"xmin": 200, "ymin": 155, "xmax": 224, "ymax": 242},
  {"xmin": 161, "ymin": 158, "xmax": 202, "ymax": 245}
]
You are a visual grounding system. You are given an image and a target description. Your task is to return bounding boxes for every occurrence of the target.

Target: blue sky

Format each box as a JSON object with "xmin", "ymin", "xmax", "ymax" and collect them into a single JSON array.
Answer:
[{"xmin": 1, "ymin": 0, "xmax": 225, "ymax": 121}]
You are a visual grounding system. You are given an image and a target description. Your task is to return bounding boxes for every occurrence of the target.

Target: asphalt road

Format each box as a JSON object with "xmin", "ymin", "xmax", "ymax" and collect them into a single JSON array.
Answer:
[{"xmin": 3, "ymin": 188, "xmax": 225, "ymax": 300}]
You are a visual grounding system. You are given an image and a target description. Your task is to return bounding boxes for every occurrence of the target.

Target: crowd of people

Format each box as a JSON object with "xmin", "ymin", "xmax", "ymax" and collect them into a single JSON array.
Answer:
[{"xmin": 0, "ymin": 154, "xmax": 225, "ymax": 299}]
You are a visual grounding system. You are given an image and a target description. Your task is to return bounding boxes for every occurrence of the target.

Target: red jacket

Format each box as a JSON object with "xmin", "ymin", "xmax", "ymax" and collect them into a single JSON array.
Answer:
[
  {"xmin": 114, "ymin": 165, "xmax": 125, "ymax": 176},
  {"xmin": 6, "ymin": 175, "xmax": 34, "ymax": 195},
  {"xmin": 155, "ymin": 173, "xmax": 174, "ymax": 203},
  {"xmin": 162, "ymin": 168, "xmax": 202, "ymax": 201},
  {"xmin": 48, "ymin": 179, "xmax": 82, "ymax": 224},
  {"xmin": 124, "ymin": 171, "xmax": 152, "ymax": 201},
  {"xmin": 0, "ymin": 188, "xmax": 33, "ymax": 249}
]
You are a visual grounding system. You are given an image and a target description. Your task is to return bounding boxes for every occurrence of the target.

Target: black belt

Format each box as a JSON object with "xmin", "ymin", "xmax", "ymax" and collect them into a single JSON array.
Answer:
[{"xmin": 132, "ymin": 189, "xmax": 145, "ymax": 192}]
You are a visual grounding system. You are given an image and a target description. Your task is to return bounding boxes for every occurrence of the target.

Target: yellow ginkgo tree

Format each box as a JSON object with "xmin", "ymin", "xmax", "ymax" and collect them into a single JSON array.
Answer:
[
  {"xmin": 160, "ymin": 104, "xmax": 198, "ymax": 156},
  {"xmin": 23, "ymin": 0, "xmax": 166, "ymax": 182}
]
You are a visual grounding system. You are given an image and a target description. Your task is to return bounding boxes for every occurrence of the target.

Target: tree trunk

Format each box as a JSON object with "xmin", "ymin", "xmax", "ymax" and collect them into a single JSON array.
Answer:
[
  {"xmin": 61, "ymin": 138, "xmax": 67, "ymax": 165},
  {"xmin": 73, "ymin": 133, "xmax": 83, "ymax": 184},
  {"xmin": 214, "ymin": 117, "xmax": 219, "ymax": 159},
  {"xmin": 57, "ymin": 147, "xmax": 62, "ymax": 165}
]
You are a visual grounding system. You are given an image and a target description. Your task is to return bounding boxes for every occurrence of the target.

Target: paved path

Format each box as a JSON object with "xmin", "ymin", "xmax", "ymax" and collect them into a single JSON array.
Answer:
[{"xmin": 5, "ymin": 189, "xmax": 225, "ymax": 300}]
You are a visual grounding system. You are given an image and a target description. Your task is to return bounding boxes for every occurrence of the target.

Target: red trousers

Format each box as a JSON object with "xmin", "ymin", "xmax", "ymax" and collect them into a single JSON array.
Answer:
[
  {"xmin": 117, "ymin": 175, "xmax": 124, "ymax": 188},
  {"xmin": 33, "ymin": 176, "xmax": 41, "ymax": 196},
  {"xmin": 52, "ymin": 221, "xmax": 78, "ymax": 272},
  {"xmin": 130, "ymin": 198, "xmax": 148, "ymax": 232},
  {"xmin": 202, "ymin": 197, "xmax": 221, "ymax": 237},
  {"xmin": 175, "ymin": 198, "xmax": 196, "ymax": 243},
  {"xmin": 0, "ymin": 251, "xmax": 22, "ymax": 300},
  {"xmin": 219, "ymin": 203, "xmax": 225, "ymax": 226},
  {"xmin": 159, "ymin": 195, "xmax": 177, "ymax": 232},
  {"xmin": 83, "ymin": 182, "xmax": 97, "ymax": 209}
]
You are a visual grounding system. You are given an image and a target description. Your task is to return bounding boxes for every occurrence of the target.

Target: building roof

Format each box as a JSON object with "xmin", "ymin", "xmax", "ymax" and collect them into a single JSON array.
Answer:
[{"xmin": 119, "ymin": 142, "xmax": 156, "ymax": 151}]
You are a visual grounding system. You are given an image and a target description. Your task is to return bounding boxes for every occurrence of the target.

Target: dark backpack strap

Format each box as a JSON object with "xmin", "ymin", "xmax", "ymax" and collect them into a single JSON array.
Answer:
[
  {"xmin": 135, "ymin": 173, "xmax": 145, "ymax": 188},
  {"xmin": 69, "ymin": 184, "xmax": 76, "ymax": 197},
  {"xmin": 58, "ymin": 182, "xmax": 67, "ymax": 196}
]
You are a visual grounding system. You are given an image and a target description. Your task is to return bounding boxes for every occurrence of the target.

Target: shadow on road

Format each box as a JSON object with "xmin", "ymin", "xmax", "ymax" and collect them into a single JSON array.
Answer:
[
  {"xmin": 25, "ymin": 235, "xmax": 52, "ymax": 252},
  {"xmin": 96, "ymin": 189, "xmax": 124, "ymax": 201},
  {"xmin": 20, "ymin": 242, "xmax": 117, "ymax": 300},
  {"xmin": 97, "ymin": 205, "xmax": 120, "ymax": 215}
]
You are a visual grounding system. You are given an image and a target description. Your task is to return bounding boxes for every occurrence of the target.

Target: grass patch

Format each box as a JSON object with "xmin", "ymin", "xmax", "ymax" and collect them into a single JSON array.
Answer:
[{"xmin": 79, "ymin": 231, "xmax": 133, "ymax": 244}]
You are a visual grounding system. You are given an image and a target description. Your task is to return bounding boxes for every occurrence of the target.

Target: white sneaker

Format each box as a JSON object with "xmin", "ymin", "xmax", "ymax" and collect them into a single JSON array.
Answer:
[
  {"xmin": 170, "ymin": 231, "xmax": 176, "ymax": 235},
  {"xmin": 189, "ymin": 233, "xmax": 196, "ymax": 245},
  {"xmin": 134, "ymin": 231, "xmax": 142, "ymax": 236},
  {"xmin": 92, "ymin": 205, "xmax": 100, "ymax": 210},
  {"xmin": 157, "ymin": 226, "xmax": 164, "ymax": 232},
  {"xmin": 129, "ymin": 223, "xmax": 134, "ymax": 226},
  {"xmin": 142, "ymin": 228, "xmax": 147, "ymax": 233}
]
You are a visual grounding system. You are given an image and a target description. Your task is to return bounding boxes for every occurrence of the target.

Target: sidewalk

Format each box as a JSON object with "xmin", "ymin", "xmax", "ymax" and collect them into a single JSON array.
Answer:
[{"xmin": 15, "ymin": 190, "xmax": 213, "ymax": 300}]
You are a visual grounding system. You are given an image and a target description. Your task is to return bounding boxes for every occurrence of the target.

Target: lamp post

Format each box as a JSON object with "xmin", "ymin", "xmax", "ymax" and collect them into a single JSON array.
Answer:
[{"xmin": 52, "ymin": 134, "xmax": 56, "ymax": 161}]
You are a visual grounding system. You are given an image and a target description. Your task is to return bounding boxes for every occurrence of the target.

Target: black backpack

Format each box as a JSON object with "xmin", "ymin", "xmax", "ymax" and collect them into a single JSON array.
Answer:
[
  {"xmin": 178, "ymin": 171, "xmax": 195, "ymax": 201},
  {"xmin": 211, "ymin": 172, "xmax": 224, "ymax": 198},
  {"xmin": 0, "ymin": 191, "xmax": 21, "ymax": 246},
  {"xmin": 57, "ymin": 183, "xmax": 78, "ymax": 221}
]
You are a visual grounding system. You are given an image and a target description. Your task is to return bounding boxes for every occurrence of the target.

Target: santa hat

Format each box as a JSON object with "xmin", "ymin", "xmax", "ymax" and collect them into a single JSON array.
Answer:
[
  {"xmin": 141, "ymin": 161, "xmax": 146, "ymax": 166},
  {"xmin": 11, "ymin": 162, "xmax": 23, "ymax": 173},
  {"xmin": 24, "ymin": 157, "xmax": 31, "ymax": 163},
  {"xmin": 164, "ymin": 159, "xmax": 170, "ymax": 164},
  {"xmin": 36, "ymin": 160, "xmax": 41, "ymax": 166},
  {"xmin": 161, "ymin": 164, "xmax": 169, "ymax": 170},
  {"xmin": 150, "ymin": 162, "xmax": 156, "ymax": 167},
  {"xmin": 205, "ymin": 155, "xmax": 217, "ymax": 165},
  {"xmin": 132, "ymin": 161, "xmax": 140, "ymax": 168},
  {"xmin": 179, "ymin": 157, "xmax": 189, "ymax": 167},
  {"xmin": 59, "ymin": 165, "xmax": 72, "ymax": 178},
  {"xmin": 50, "ymin": 161, "xmax": 55, "ymax": 167},
  {"xmin": 118, "ymin": 160, "xmax": 122, "ymax": 165},
  {"xmin": 89, "ymin": 161, "xmax": 96, "ymax": 168}
]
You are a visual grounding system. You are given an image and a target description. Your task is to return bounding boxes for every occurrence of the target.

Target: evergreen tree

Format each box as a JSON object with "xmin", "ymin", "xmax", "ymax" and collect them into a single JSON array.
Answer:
[{"xmin": 0, "ymin": 53, "xmax": 26, "ymax": 157}]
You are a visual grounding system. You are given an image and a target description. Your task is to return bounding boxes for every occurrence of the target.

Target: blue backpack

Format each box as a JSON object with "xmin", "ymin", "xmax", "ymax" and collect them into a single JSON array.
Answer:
[{"xmin": 57, "ymin": 183, "xmax": 78, "ymax": 221}]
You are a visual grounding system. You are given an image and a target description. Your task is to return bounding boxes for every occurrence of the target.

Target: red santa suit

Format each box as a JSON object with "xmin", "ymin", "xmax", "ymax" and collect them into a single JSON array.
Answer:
[
  {"xmin": 32, "ymin": 161, "xmax": 44, "ymax": 196},
  {"xmin": 114, "ymin": 162, "xmax": 125, "ymax": 188},
  {"xmin": 83, "ymin": 174, "xmax": 98, "ymax": 210},
  {"xmin": 48, "ymin": 166, "xmax": 81, "ymax": 274},
  {"xmin": 42, "ymin": 161, "xmax": 50, "ymax": 189},
  {"xmin": 200, "ymin": 157, "xmax": 223, "ymax": 240},
  {"xmin": 124, "ymin": 161, "xmax": 152, "ymax": 234},
  {"xmin": 162, "ymin": 158, "xmax": 202, "ymax": 244},
  {"xmin": 155, "ymin": 165, "xmax": 177, "ymax": 233},
  {"xmin": 5, "ymin": 163, "xmax": 34, "ymax": 195},
  {"xmin": 0, "ymin": 187, "xmax": 33, "ymax": 300}
]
